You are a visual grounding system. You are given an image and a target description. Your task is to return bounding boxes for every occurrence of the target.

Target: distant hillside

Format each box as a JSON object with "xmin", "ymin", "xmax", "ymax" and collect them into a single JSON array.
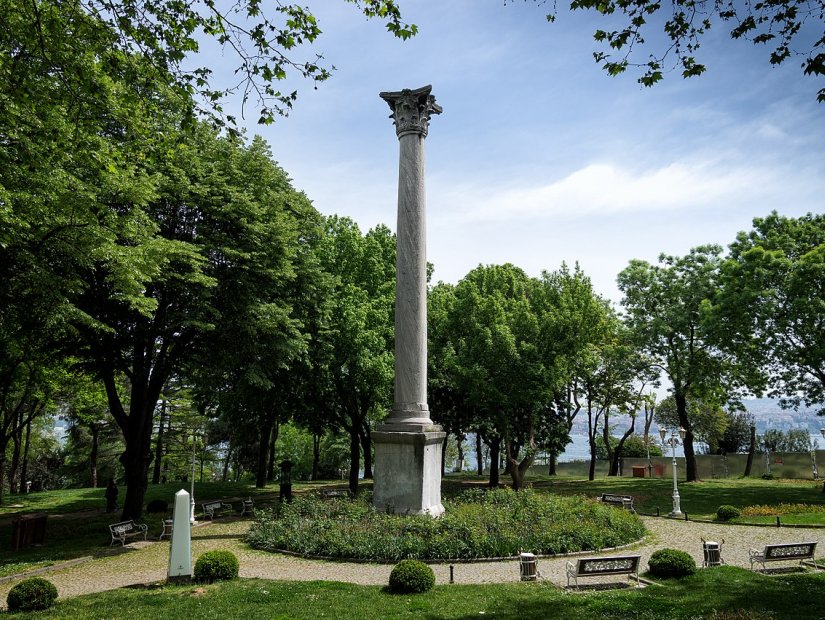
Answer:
[
  {"xmin": 741, "ymin": 398, "xmax": 822, "ymax": 434},
  {"xmin": 569, "ymin": 398, "xmax": 823, "ymax": 436}
]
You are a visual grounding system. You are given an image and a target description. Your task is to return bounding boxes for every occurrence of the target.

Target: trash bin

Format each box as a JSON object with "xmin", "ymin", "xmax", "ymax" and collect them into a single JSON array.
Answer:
[
  {"xmin": 632, "ymin": 466, "xmax": 646, "ymax": 478},
  {"xmin": 519, "ymin": 553, "xmax": 538, "ymax": 581},
  {"xmin": 12, "ymin": 512, "xmax": 47, "ymax": 551},
  {"xmin": 702, "ymin": 540, "xmax": 723, "ymax": 567}
]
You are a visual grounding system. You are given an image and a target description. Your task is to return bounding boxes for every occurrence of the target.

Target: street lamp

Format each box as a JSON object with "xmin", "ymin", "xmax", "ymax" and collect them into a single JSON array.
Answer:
[
  {"xmin": 659, "ymin": 426, "xmax": 687, "ymax": 517},
  {"xmin": 819, "ymin": 429, "xmax": 825, "ymax": 492},
  {"xmin": 189, "ymin": 434, "xmax": 197, "ymax": 525}
]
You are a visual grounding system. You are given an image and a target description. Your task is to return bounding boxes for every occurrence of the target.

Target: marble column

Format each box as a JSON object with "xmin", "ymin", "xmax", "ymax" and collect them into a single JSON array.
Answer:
[{"xmin": 373, "ymin": 85, "xmax": 445, "ymax": 516}]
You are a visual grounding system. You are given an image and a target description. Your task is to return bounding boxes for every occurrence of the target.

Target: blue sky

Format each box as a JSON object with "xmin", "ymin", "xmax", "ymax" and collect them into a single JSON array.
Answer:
[{"xmin": 211, "ymin": 0, "xmax": 825, "ymax": 303}]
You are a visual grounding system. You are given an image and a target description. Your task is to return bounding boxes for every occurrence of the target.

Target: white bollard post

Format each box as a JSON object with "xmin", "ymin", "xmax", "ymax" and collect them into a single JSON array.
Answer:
[{"xmin": 168, "ymin": 489, "xmax": 193, "ymax": 582}]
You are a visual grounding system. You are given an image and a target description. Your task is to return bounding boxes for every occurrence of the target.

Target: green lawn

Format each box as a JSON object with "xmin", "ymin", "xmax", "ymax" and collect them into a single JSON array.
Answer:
[
  {"xmin": 523, "ymin": 476, "xmax": 825, "ymax": 520},
  {"xmin": 3, "ymin": 476, "xmax": 825, "ymax": 580},
  {"xmin": 0, "ymin": 480, "xmax": 337, "ymax": 578},
  {"xmin": 5, "ymin": 568, "xmax": 825, "ymax": 619}
]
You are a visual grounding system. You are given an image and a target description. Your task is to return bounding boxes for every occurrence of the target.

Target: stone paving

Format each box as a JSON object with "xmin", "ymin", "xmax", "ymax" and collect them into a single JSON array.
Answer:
[{"xmin": 2, "ymin": 515, "xmax": 824, "ymax": 608}]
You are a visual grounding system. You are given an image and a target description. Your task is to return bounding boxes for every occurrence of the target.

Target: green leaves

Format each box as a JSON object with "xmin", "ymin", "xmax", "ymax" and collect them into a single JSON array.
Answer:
[
  {"xmin": 720, "ymin": 213, "xmax": 825, "ymax": 412},
  {"xmin": 535, "ymin": 0, "xmax": 825, "ymax": 103}
]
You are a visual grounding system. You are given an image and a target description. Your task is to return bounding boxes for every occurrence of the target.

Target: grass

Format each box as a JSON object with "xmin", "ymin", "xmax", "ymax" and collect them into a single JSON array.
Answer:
[
  {"xmin": 3, "ymin": 476, "xmax": 825, "ymax": 580},
  {"xmin": 525, "ymin": 476, "xmax": 825, "ymax": 521},
  {"xmin": 4, "ymin": 567, "xmax": 825, "ymax": 619},
  {"xmin": 0, "ymin": 480, "xmax": 319, "ymax": 518},
  {"xmin": 0, "ymin": 480, "xmax": 324, "ymax": 578}
]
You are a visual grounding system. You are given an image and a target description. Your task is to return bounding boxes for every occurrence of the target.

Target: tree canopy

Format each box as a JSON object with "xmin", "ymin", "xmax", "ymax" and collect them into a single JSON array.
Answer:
[{"xmin": 520, "ymin": 0, "xmax": 825, "ymax": 103}]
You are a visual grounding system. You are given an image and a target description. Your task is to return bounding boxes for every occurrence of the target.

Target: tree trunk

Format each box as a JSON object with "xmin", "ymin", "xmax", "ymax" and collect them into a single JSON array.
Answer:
[
  {"xmin": 610, "ymin": 417, "xmax": 636, "ymax": 476},
  {"xmin": 506, "ymin": 433, "xmax": 535, "ymax": 491},
  {"xmin": 488, "ymin": 436, "xmax": 501, "ymax": 488},
  {"xmin": 359, "ymin": 422, "xmax": 372, "ymax": 479},
  {"xmin": 256, "ymin": 417, "xmax": 273, "ymax": 488},
  {"xmin": 441, "ymin": 434, "xmax": 449, "ymax": 476},
  {"xmin": 587, "ymin": 400, "xmax": 599, "ymax": 482},
  {"xmin": 89, "ymin": 423, "xmax": 100, "ymax": 488},
  {"xmin": 311, "ymin": 433, "xmax": 321, "ymax": 481},
  {"xmin": 476, "ymin": 433, "xmax": 483, "ymax": 475},
  {"xmin": 744, "ymin": 424, "xmax": 756, "ymax": 477},
  {"xmin": 267, "ymin": 419, "xmax": 280, "ymax": 483},
  {"xmin": 0, "ymin": 443, "xmax": 7, "ymax": 505},
  {"xmin": 548, "ymin": 451, "xmax": 558, "ymax": 476},
  {"xmin": 601, "ymin": 410, "xmax": 614, "ymax": 476},
  {"xmin": 19, "ymin": 419, "xmax": 32, "ymax": 492},
  {"xmin": 222, "ymin": 447, "xmax": 232, "ymax": 483},
  {"xmin": 119, "ymin": 442, "xmax": 152, "ymax": 521},
  {"xmin": 152, "ymin": 399, "xmax": 166, "ymax": 484},
  {"xmin": 348, "ymin": 427, "xmax": 360, "ymax": 495},
  {"xmin": 9, "ymin": 410, "xmax": 22, "ymax": 494},
  {"xmin": 675, "ymin": 392, "xmax": 698, "ymax": 481}
]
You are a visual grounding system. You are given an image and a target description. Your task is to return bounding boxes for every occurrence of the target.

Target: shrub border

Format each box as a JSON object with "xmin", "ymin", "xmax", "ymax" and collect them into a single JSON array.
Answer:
[{"xmin": 260, "ymin": 534, "xmax": 648, "ymax": 564}]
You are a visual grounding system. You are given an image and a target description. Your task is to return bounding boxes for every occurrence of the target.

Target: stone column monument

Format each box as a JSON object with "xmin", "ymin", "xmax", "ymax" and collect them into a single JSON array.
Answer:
[{"xmin": 373, "ymin": 85, "xmax": 446, "ymax": 516}]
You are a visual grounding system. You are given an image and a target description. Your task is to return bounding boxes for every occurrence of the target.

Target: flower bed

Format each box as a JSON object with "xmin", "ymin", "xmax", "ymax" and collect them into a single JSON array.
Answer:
[{"xmin": 246, "ymin": 488, "xmax": 645, "ymax": 562}]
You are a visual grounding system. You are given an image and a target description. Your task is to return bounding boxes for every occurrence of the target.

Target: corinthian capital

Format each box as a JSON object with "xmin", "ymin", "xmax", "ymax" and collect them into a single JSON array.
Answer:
[{"xmin": 379, "ymin": 85, "xmax": 442, "ymax": 138}]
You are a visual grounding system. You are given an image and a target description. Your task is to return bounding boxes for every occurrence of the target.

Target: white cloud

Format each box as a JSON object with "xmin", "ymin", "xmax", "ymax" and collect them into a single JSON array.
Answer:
[{"xmin": 437, "ymin": 160, "xmax": 783, "ymax": 222}]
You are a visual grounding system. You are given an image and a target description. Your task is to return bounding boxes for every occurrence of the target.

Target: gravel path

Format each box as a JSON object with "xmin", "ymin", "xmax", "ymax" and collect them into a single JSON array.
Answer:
[{"xmin": 2, "ymin": 516, "xmax": 824, "ymax": 607}]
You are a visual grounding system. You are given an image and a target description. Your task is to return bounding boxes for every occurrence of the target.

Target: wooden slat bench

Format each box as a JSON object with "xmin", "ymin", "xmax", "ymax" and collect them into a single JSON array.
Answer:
[
  {"xmin": 749, "ymin": 542, "xmax": 819, "ymax": 572},
  {"xmin": 566, "ymin": 555, "xmax": 642, "ymax": 589},
  {"xmin": 599, "ymin": 493, "xmax": 635, "ymax": 512},
  {"xmin": 109, "ymin": 520, "xmax": 148, "ymax": 546},
  {"xmin": 159, "ymin": 519, "xmax": 173, "ymax": 540},
  {"xmin": 202, "ymin": 501, "xmax": 233, "ymax": 520}
]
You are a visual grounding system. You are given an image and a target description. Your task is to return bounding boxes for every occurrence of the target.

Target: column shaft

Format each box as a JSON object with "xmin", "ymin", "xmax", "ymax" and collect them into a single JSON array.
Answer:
[{"xmin": 392, "ymin": 133, "xmax": 429, "ymax": 424}]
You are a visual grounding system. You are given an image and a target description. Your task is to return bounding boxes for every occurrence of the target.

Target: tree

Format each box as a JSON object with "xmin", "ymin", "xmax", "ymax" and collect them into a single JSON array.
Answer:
[
  {"xmin": 573, "ymin": 312, "xmax": 649, "ymax": 479},
  {"xmin": 314, "ymin": 217, "xmax": 395, "ymax": 495},
  {"xmin": 443, "ymin": 264, "xmax": 554, "ymax": 490},
  {"xmin": 619, "ymin": 246, "xmax": 746, "ymax": 482},
  {"xmin": 717, "ymin": 410, "xmax": 755, "ymax": 454},
  {"xmin": 61, "ymin": 371, "xmax": 120, "ymax": 489},
  {"xmin": 760, "ymin": 428, "xmax": 816, "ymax": 453},
  {"xmin": 4, "ymin": 0, "xmax": 415, "ymax": 126},
  {"xmin": 535, "ymin": 265, "xmax": 609, "ymax": 475},
  {"xmin": 525, "ymin": 0, "xmax": 825, "ymax": 103},
  {"xmin": 656, "ymin": 395, "xmax": 729, "ymax": 455},
  {"xmin": 720, "ymin": 213, "xmax": 825, "ymax": 413}
]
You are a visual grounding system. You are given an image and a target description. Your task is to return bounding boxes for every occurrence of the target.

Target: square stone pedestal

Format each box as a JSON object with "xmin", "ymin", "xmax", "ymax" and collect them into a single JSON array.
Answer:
[{"xmin": 373, "ymin": 428, "xmax": 445, "ymax": 516}]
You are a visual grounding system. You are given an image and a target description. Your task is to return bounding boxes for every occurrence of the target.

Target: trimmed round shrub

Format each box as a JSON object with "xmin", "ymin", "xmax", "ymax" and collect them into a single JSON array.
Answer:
[
  {"xmin": 7, "ymin": 577, "xmax": 58, "ymax": 612},
  {"xmin": 716, "ymin": 505, "xmax": 741, "ymax": 521},
  {"xmin": 146, "ymin": 499, "xmax": 169, "ymax": 514},
  {"xmin": 194, "ymin": 550, "xmax": 239, "ymax": 584},
  {"xmin": 388, "ymin": 559, "xmax": 435, "ymax": 594},
  {"xmin": 648, "ymin": 548, "xmax": 697, "ymax": 579}
]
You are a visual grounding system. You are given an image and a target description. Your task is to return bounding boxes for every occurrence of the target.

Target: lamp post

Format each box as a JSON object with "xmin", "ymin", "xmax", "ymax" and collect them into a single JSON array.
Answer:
[
  {"xmin": 189, "ymin": 434, "xmax": 197, "ymax": 524},
  {"xmin": 659, "ymin": 427, "xmax": 686, "ymax": 517},
  {"xmin": 820, "ymin": 429, "xmax": 825, "ymax": 492}
]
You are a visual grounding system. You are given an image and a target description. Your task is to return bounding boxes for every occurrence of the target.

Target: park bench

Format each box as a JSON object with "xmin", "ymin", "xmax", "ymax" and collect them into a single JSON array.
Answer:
[
  {"xmin": 566, "ymin": 555, "xmax": 641, "ymax": 589},
  {"xmin": 159, "ymin": 519, "xmax": 174, "ymax": 540},
  {"xmin": 319, "ymin": 489, "xmax": 349, "ymax": 499},
  {"xmin": 749, "ymin": 542, "xmax": 820, "ymax": 572},
  {"xmin": 109, "ymin": 520, "xmax": 148, "ymax": 546},
  {"xmin": 202, "ymin": 501, "xmax": 233, "ymax": 520},
  {"xmin": 599, "ymin": 493, "xmax": 635, "ymax": 512}
]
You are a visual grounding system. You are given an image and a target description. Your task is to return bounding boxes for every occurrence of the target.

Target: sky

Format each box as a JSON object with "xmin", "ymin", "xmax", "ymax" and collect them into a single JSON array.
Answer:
[{"xmin": 207, "ymin": 0, "xmax": 825, "ymax": 304}]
